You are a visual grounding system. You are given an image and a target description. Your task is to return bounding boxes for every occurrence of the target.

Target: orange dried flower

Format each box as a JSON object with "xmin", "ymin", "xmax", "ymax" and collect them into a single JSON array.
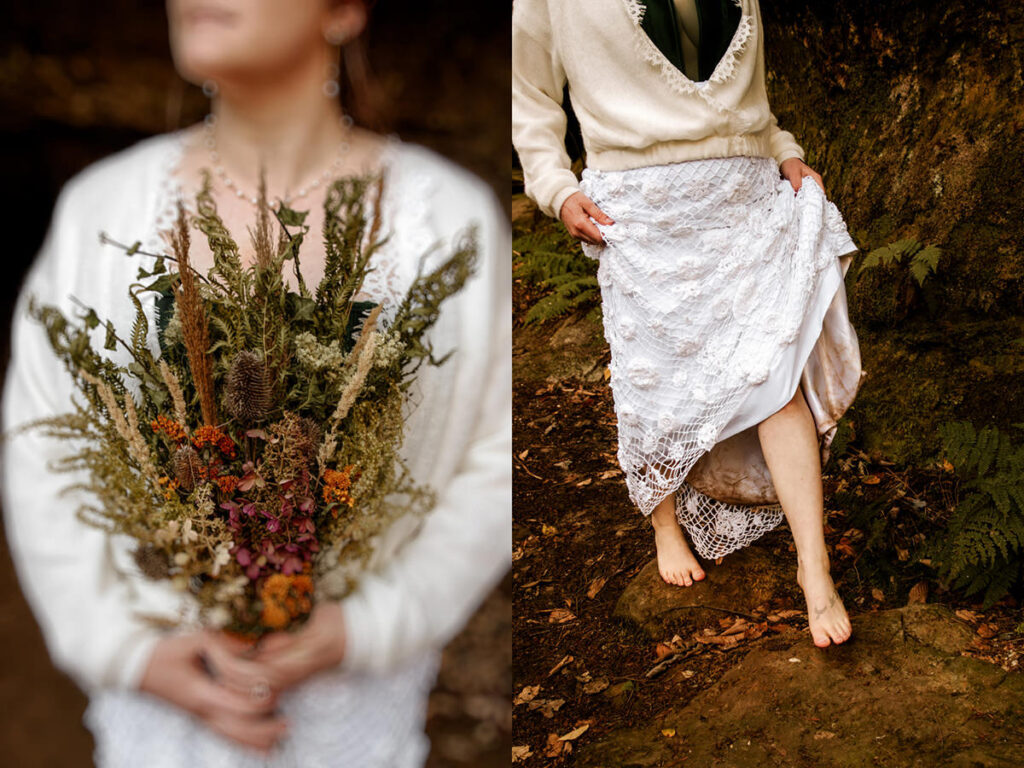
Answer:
[
  {"xmin": 192, "ymin": 425, "xmax": 238, "ymax": 459},
  {"xmin": 259, "ymin": 573, "xmax": 314, "ymax": 630},
  {"xmin": 322, "ymin": 465, "xmax": 356, "ymax": 512},
  {"xmin": 215, "ymin": 474, "xmax": 241, "ymax": 496},
  {"xmin": 151, "ymin": 414, "xmax": 187, "ymax": 443},
  {"xmin": 157, "ymin": 475, "xmax": 181, "ymax": 500}
]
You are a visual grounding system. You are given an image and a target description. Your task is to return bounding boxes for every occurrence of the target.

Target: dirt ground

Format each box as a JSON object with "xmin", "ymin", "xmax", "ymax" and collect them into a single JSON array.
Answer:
[{"xmin": 510, "ymin": 241, "xmax": 1024, "ymax": 766}]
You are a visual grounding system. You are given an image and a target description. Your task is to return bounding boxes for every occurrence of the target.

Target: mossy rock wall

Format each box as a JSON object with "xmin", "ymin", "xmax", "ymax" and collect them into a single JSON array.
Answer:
[{"xmin": 763, "ymin": 1, "xmax": 1024, "ymax": 317}]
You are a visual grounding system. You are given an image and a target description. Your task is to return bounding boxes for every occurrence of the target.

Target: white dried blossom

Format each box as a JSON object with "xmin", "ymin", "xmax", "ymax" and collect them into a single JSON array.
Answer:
[{"xmin": 294, "ymin": 332, "xmax": 346, "ymax": 372}]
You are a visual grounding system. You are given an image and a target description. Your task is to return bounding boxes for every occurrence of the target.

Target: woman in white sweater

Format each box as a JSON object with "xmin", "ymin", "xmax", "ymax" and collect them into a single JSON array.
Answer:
[
  {"xmin": 513, "ymin": 0, "xmax": 864, "ymax": 647},
  {"xmin": 2, "ymin": 1, "xmax": 510, "ymax": 765}
]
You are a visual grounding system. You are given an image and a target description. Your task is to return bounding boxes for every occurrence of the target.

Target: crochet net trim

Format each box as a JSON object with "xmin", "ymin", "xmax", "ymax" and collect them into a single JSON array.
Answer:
[{"xmin": 580, "ymin": 155, "xmax": 856, "ymax": 559}]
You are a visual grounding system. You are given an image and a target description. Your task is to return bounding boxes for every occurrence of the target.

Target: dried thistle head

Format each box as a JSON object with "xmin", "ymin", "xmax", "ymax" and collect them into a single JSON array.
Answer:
[
  {"xmin": 224, "ymin": 351, "xmax": 271, "ymax": 424},
  {"xmin": 133, "ymin": 544, "xmax": 171, "ymax": 580},
  {"xmin": 173, "ymin": 445, "xmax": 203, "ymax": 491}
]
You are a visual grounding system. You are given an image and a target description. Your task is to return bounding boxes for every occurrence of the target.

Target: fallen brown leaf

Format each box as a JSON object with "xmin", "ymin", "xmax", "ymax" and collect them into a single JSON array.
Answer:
[
  {"xmin": 544, "ymin": 733, "xmax": 565, "ymax": 758},
  {"xmin": 720, "ymin": 618, "xmax": 749, "ymax": 637},
  {"xmin": 513, "ymin": 685, "xmax": 540, "ymax": 706},
  {"xmin": 511, "ymin": 745, "xmax": 532, "ymax": 763},
  {"xmin": 977, "ymin": 623, "xmax": 999, "ymax": 639},
  {"xmin": 583, "ymin": 677, "xmax": 609, "ymax": 695},
  {"xmin": 560, "ymin": 723, "xmax": 590, "ymax": 741},
  {"xmin": 587, "ymin": 575, "xmax": 608, "ymax": 599},
  {"xmin": 548, "ymin": 654, "xmax": 573, "ymax": 676},
  {"xmin": 907, "ymin": 581, "xmax": 929, "ymax": 604},
  {"xmin": 694, "ymin": 632, "xmax": 741, "ymax": 647},
  {"xmin": 528, "ymin": 698, "xmax": 565, "ymax": 718},
  {"xmin": 655, "ymin": 642, "xmax": 675, "ymax": 660},
  {"xmin": 548, "ymin": 608, "xmax": 576, "ymax": 624}
]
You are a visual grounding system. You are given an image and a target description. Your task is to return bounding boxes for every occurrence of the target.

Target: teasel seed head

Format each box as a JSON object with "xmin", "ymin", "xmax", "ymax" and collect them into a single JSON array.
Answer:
[
  {"xmin": 133, "ymin": 544, "xmax": 171, "ymax": 580},
  {"xmin": 173, "ymin": 445, "xmax": 203, "ymax": 491},
  {"xmin": 224, "ymin": 350, "xmax": 271, "ymax": 424}
]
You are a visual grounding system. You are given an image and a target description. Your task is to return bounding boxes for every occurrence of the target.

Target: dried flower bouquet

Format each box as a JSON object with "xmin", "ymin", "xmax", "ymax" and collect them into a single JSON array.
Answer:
[{"xmin": 27, "ymin": 168, "xmax": 476, "ymax": 638}]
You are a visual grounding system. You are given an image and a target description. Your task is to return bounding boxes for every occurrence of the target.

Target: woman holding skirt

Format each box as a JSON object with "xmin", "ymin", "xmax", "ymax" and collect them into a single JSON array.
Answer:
[{"xmin": 512, "ymin": 0, "xmax": 865, "ymax": 647}]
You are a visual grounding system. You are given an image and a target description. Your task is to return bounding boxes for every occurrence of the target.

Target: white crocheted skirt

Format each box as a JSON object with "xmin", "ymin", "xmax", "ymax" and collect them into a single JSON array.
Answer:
[
  {"xmin": 84, "ymin": 650, "xmax": 440, "ymax": 768},
  {"xmin": 579, "ymin": 155, "xmax": 865, "ymax": 560}
]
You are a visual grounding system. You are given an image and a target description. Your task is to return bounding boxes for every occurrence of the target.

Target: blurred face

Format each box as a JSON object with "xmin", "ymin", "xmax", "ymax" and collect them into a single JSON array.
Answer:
[{"xmin": 167, "ymin": 0, "xmax": 365, "ymax": 86}]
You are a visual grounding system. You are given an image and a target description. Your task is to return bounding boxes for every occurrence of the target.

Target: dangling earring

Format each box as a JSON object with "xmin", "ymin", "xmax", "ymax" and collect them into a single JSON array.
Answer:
[
  {"xmin": 323, "ymin": 24, "xmax": 349, "ymax": 98},
  {"xmin": 323, "ymin": 60, "xmax": 341, "ymax": 99},
  {"xmin": 324, "ymin": 24, "xmax": 350, "ymax": 47}
]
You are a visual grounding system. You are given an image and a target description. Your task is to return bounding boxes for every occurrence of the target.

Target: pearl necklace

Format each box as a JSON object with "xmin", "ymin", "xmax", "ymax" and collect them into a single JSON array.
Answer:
[{"xmin": 201, "ymin": 112, "xmax": 355, "ymax": 207}]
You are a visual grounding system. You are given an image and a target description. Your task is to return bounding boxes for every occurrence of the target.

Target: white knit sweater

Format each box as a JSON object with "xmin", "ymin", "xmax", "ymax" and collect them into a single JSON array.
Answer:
[
  {"xmin": 512, "ymin": 0, "xmax": 806, "ymax": 218},
  {"xmin": 0, "ymin": 130, "xmax": 511, "ymax": 694}
]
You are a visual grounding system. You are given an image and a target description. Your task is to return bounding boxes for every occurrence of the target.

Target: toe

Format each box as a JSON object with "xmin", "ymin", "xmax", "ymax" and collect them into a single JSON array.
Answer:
[{"xmin": 693, "ymin": 569, "xmax": 705, "ymax": 580}]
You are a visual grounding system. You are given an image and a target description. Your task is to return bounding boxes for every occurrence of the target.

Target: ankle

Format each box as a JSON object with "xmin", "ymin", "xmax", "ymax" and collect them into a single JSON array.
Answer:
[
  {"xmin": 651, "ymin": 512, "xmax": 681, "ymax": 533},
  {"xmin": 796, "ymin": 550, "xmax": 831, "ymax": 575}
]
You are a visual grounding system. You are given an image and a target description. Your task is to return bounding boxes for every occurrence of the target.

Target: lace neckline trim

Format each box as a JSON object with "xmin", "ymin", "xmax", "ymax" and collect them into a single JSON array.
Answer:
[
  {"xmin": 621, "ymin": 0, "xmax": 754, "ymax": 113},
  {"xmin": 145, "ymin": 127, "xmax": 404, "ymax": 253}
]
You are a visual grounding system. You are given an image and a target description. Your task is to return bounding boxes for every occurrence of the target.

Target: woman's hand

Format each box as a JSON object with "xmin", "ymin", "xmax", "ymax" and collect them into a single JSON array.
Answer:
[
  {"xmin": 560, "ymin": 191, "xmax": 614, "ymax": 246},
  {"xmin": 138, "ymin": 631, "xmax": 289, "ymax": 753},
  {"xmin": 780, "ymin": 157, "xmax": 825, "ymax": 194},
  {"xmin": 201, "ymin": 601, "xmax": 348, "ymax": 702}
]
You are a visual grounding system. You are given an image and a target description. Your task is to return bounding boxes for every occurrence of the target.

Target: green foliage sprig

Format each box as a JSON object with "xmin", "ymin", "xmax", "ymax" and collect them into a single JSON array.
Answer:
[
  {"xmin": 513, "ymin": 224, "xmax": 600, "ymax": 325},
  {"xmin": 918, "ymin": 420, "xmax": 1024, "ymax": 608}
]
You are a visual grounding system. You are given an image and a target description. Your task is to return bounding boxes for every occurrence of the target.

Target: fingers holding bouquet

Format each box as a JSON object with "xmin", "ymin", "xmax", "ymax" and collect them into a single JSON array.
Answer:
[
  {"xmin": 139, "ymin": 631, "xmax": 287, "ymax": 753},
  {"xmin": 200, "ymin": 600, "xmax": 347, "ymax": 699}
]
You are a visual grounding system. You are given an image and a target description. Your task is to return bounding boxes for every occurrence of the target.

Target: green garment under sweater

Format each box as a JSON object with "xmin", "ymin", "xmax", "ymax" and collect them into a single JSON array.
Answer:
[{"xmin": 640, "ymin": 0, "xmax": 742, "ymax": 82}]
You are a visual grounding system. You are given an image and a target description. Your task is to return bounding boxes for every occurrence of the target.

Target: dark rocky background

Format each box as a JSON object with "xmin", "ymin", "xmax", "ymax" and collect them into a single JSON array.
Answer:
[
  {"xmin": 0, "ymin": 2, "xmax": 510, "ymax": 766},
  {"xmin": 510, "ymin": 1, "xmax": 1024, "ymax": 764}
]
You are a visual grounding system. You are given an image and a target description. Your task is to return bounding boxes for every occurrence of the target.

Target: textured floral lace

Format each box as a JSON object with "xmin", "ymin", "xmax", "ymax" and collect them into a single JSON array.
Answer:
[{"xmin": 580, "ymin": 154, "xmax": 857, "ymax": 559}]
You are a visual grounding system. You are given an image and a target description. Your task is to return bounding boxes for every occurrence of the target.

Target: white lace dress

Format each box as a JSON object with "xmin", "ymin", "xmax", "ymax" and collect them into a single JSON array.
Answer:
[
  {"xmin": 579, "ymin": 155, "xmax": 865, "ymax": 559},
  {"xmin": 1, "ymin": 129, "xmax": 512, "ymax": 768}
]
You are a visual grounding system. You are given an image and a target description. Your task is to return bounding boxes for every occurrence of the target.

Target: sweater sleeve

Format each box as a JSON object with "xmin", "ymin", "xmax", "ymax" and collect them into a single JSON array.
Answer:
[
  {"xmin": 753, "ymin": 0, "xmax": 805, "ymax": 167},
  {"xmin": 767, "ymin": 111, "xmax": 805, "ymax": 167},
  {"xmin": 1, "ymin": 181, "xmax": 163, "ymax": 693},
  {"xmin": 512, "ymin": 0, "xmax": 581, "ymax": 220},
  {"xmin": 336, "ymin": 178, "xmax": 512, "ymax": 675}
]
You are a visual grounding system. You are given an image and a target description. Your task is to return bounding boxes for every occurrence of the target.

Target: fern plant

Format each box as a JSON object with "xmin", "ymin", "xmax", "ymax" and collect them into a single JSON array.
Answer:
[
  {"xmin": 513, "ymin": 225, "xmax": 601, "ymax": 325},
  {"xmin": 918, "ymin": 420, "xmax": 1024, "ymax": 609},
  {"xmin": 858, "ymin": 238, "xmax": 941, "ymax": 286},
  {"xmin": 850, "ymin": 238, "xmax": 943, "ymax": 326}
]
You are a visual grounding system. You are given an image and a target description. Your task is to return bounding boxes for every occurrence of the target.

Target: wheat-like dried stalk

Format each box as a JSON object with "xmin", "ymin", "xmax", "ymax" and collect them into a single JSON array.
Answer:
[
  {"xmin": 250, "ymin": 166, "xmax": 273, "ymax": 271},
  {"xmin": 317, "ymin": 306, "xmax": 383, "ymax": 469},
  {"xmin": 80, "ymin": 369, "xmax": 160, "ymax": 484},
  {"xmin": 169, "ymin": 199, "xmax": 218, "ymax": 426},
  {"xmin": 158, "ymin": 359, "xmax": 189, "ymax": 430}
]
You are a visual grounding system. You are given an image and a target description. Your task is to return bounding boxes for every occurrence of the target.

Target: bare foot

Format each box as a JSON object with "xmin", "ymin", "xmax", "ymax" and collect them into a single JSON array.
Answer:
[
  {"xmin": 651, "ymin": 516, "xmax": 706, "ymax": 587},
  {"xmin": 796, "ymin": 555, "xmax": 852, "ymax": 647}
]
